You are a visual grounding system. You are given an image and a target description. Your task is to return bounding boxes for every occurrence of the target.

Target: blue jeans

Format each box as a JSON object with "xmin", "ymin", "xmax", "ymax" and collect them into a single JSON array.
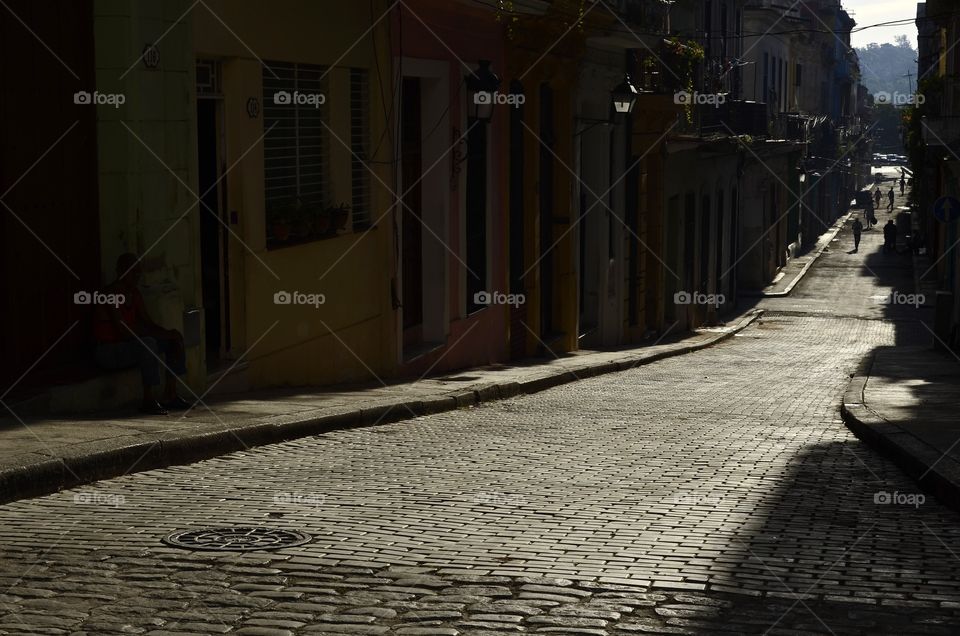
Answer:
[{"xmin": 95, "ymin": 336, "xmax": 186, "ymax": 388}]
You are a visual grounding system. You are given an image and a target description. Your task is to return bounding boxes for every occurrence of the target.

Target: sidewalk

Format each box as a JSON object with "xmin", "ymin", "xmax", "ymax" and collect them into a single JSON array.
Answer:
[
  {"xmin": 840, "ymin": 170, "xmax": 960, "ymax": 511},
  {"xmin": 742, "ymin": 211, "xmax": 851, "ymax": 297},
  {"xmin": 0, "ymin": 309, "xmax": 762, "ymax": 504},
  {"xmin": 842, "ymin": 346, "xmax": 960, "ymax": 513}
]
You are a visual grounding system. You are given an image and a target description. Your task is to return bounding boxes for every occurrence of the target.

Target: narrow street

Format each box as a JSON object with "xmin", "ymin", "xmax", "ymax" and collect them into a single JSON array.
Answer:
[
  {"xmin": 0, "ymin": 180, "xmax": 954, "ymax": 635},
  {"xmin": 1, "ymin": 0, "xmax": 952, "ymax": 633}
]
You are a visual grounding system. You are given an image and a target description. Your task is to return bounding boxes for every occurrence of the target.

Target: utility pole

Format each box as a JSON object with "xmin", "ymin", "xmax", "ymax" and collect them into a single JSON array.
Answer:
[{"xmin": 904, "ymin": 70, "xmax": 915, "ymax": 95}]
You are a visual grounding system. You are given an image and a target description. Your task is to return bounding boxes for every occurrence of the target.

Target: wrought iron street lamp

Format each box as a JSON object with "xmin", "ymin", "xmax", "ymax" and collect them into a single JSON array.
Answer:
[
  {"xmin": 466, "ymin": 60, "xmax": 501, "ymax": 123},
  {"xmin": 611, "ymin": 74, "xmax": 640, "ymax": 115}
]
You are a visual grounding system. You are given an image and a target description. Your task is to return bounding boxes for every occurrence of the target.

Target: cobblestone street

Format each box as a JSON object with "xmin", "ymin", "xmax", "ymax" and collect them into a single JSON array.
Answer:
[{"xmin": 0, "ymin": 209, "xmax": 955, "ymax": 635}]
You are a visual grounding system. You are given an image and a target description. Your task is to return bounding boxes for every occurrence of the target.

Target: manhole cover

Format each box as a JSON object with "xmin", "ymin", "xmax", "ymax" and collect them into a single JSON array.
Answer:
[{"xmin": 162, "ymin": 527, "xmax": 312, "ymax": 551}]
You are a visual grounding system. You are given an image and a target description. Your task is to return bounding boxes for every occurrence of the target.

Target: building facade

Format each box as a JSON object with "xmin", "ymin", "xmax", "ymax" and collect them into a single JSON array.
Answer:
[
  {"xmin": 914, "ymin": 0, "xmax": 960, "ymax": 350},
  {"xmin": 1, "ymin": 0, "xmax": 874, "ymax": 413}
]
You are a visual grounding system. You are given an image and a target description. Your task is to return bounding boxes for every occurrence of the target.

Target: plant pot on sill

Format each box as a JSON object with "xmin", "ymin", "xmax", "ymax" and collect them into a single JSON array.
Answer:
[
  {"xmin": 292, "ymin": 218, "xmax": 312, "ymax": 238},
  {"xmin": 314, "ymin": 211, "xmax": 332, "ymax": 236},
  {"xmin": 332, "ymin": 206, "xmax": 350, "ymax": 232},
  {"xmin": 272, "ymin": 221, "xmax": 290, "ymax": 242}
]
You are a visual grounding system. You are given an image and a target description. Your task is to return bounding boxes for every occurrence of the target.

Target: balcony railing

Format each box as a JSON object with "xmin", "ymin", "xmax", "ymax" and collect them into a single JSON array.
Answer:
[
  {"xmin": 611, "ymin": 0, "xmax": 672, "ymax": 29},
  {"xmin": 771, "ymin": 113, "xmax": 811, "ymax": 142},
  {"xmin": 699, "ymin": 100, "xmax": 768, "ymax": 137},
  {"xmin": 635, "ymin": 48, "xmax": 741, "ymax": 100}
]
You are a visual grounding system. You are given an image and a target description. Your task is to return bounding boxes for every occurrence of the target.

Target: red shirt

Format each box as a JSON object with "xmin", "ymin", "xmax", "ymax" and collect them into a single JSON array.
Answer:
[{"xmin": 93, "ymin": 288, "xmax": 145, "ymax": 343}]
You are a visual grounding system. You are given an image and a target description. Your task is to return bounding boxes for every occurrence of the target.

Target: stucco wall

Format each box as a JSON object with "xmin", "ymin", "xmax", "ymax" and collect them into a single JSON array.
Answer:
[
  {"xmin": 94, "ymin": 0, "xmax": 203, "ymax": 388},
  {"xmin": 193, "ymin": 0, "xmax": 397, "ymax": 388}
]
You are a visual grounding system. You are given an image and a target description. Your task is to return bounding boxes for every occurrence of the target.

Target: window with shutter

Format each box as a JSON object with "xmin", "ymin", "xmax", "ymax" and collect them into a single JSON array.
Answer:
[
  {"xmin": 350, "ymin": 68, "xmax": 371, "ymax": 229},
  {"xmin": 262, "ymin": 61, "xmax": 329, "ymax": 247}
]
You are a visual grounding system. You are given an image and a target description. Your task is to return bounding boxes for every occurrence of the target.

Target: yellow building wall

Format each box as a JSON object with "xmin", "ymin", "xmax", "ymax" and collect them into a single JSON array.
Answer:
[
  {"xmin": 193, "ymin": 0, "xmax": 397, "ymax": 388},
  {"xmin": 506, "ymin": 6, "xmax": 584, "ymax": 354}
]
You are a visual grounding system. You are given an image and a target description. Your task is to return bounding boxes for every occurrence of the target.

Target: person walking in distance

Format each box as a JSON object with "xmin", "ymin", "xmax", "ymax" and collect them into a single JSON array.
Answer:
[
  {"xmin": 874, "ymin": 187, "xmax": 882, "ymax": 209},
  {"xmin": 888, "ymin": 186, "xmax": 896, "ymax": 211},
  {"xmin": 900, "ymin": 173, "xmax": 906, "ymax": 195},
  {"xmin": 852, "ymin": 217, "xmax": 863, "ymax": 253}
]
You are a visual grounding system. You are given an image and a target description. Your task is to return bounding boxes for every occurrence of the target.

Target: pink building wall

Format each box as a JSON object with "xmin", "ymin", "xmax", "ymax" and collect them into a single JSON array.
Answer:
[{"xmin": 393, "ymin": 0, "xmax": 511, "ymax": 377}]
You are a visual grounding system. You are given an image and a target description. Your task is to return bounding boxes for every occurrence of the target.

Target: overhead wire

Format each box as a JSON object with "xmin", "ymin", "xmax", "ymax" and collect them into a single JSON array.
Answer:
[{"xmin": 459, "ymin": 0, "xmax": 950, "ymax": 41}]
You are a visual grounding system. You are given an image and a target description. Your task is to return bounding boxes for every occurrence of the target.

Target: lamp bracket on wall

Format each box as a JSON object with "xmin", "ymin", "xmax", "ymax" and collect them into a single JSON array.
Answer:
[{"xmin": 574, "ymin": 116, "xmax": 613, "ymax": 137}]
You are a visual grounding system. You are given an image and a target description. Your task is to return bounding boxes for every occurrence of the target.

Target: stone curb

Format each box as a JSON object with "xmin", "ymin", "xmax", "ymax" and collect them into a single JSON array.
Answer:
[
  {"xmin": 840, "ymin": 355, "xmax": 960, "ymax": 514},
  {"xmin": 743, "ymin": 212, "xmax": 852, "ymax": 298},
  {"xmin": 0, "ymin": 310, "xmax": 763, "ymax": 505}
]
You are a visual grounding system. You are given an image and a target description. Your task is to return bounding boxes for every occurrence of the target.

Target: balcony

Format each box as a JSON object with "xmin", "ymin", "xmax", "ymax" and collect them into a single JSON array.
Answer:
[
  {"xmin": 700, "ymin": 100, "xmax": 768, "ymax": 137},
  {"xmin": 771, "ymin": 113, "xmax": 811, "ymax": 142},
  {"xmin": 634, "ymin": 93, "xmax": 684, "ymax": 113},
  {"xmin": 611, "ymin": 0, "xmax": 672, "ymax": 29}
]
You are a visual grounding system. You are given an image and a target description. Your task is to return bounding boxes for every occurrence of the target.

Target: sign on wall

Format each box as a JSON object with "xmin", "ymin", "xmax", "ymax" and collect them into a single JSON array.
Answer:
[{"xmin": 933, "ymin": 196, "xmax": 960, "ymax": 223}]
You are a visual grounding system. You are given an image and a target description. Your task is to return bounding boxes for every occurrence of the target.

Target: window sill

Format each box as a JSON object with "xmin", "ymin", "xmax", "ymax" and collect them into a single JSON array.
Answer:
[{"xmin": 266, "ymin": 224, "xmax": 376, "ymax": 251}]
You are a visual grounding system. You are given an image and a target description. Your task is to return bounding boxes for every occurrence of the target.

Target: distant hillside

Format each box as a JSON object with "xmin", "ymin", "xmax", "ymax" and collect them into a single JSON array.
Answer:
[{"xmin": 855, "ymin": 36, "xmax": 918, "ymax": 99}]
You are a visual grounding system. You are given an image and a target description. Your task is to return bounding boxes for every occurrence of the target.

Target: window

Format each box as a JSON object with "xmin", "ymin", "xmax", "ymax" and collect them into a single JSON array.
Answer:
[
  {"xmin": 721, "ymin": 2, "xmax": 728, "ymax": 58},
  {"xmin": 734, "ymin": 9, "xmax": 742, "ymax": 98},
  {"xmin": 781, "ymin": 58, "xmax": 787, "ymax": 111},
  {"xmin": 350, "ymin": 68, "xmax": 371, "ymax": 229},
  {"xmin": 772, "ymin": 56, "xmax": 779, "ymax": 108},
  {"xmin": 196, "ymin": 60, "xmax": 220, "ymax": 96},
  {"xmin": 763, "ymin": 53, "xmax": 769, "ymax": 102},
  {"xmin": 704, "ymin": 1, "xmax": 713, "ymax": 56},
  {"xmin": 262, "ymin": 61, "xmax": 328, "ymax": 246}
]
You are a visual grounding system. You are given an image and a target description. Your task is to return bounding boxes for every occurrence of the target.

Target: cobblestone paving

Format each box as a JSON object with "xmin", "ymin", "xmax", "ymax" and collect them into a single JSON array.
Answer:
[{"xmin": 1, "ymin": 220, "xmax": 958, "ymax": 634}]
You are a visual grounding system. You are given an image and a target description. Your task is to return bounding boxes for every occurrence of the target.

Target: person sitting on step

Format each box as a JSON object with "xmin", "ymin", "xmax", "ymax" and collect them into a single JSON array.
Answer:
[{"xmin": 93, "ymin": 253, "xmax": 191, "ymax": 415}]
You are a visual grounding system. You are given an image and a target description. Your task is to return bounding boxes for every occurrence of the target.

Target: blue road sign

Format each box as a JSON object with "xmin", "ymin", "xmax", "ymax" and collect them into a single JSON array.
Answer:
[{"xmin": 933, "ymin": 196, "xmax": 960, "ymax": 223}]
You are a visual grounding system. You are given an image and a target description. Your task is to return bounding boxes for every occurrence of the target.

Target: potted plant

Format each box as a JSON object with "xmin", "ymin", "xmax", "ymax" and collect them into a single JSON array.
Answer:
[
  {"xmin": 330, "ymin": 203, "xmax": 351, "ymax": 233},
  {"xmin": 312, "ymin": 204, "xmax": 332, "ymax": 236},
  {"xmin": 641, "ymin": 56, "xmax": 660, "ymax": 93},
  {"xmin": 291, "ymin": 199, "xmax": 313, "ymax": 238},
  {"xmin": 269, "ymin": 202, "xmax": 295, "ymax": 242},
  {"xmin": 662, "ymin": 37, "xmax": 705, "ymax": 123}
]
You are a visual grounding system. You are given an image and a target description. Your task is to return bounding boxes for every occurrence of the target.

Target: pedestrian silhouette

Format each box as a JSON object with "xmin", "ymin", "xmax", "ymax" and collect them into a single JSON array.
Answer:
[
  {"xmin": 852, "ymin": 218, "xmax": 863, "ymax": 252},
  {"xmin": 888, "ymin": 187, "xmax": 895, "ymax": 211},
  {"xmin": 883, "ymin": 220, "xmax": 897, "ymax": 253},
  {"xmin": 874, "ymin": 188, "xmax": 882, "ymax": 208},
  {"xmin": 900, "ymin": 174, "xmax": 906, "ymax": 195}
]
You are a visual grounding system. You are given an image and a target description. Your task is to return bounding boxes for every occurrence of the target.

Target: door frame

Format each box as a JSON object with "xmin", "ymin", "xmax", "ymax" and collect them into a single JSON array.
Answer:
[
  {"xmin": 396, "ymin": 57, "xmax": 450, "ymax": 360},
  {"xmin": 196, "ymin": 59, "xmax": 234, "ymax": 367}
]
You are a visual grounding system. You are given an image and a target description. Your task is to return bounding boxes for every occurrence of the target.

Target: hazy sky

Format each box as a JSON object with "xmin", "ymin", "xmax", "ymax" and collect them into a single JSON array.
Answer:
[{"xmin": 843, "ymin": 0, "xmax": 918, "ymax": 49}]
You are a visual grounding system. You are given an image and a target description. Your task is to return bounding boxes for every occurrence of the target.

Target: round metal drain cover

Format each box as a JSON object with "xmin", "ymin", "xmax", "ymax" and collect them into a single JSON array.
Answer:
[{"xmin": 163, "ymin": 527, "xmax": 312, "ymax": 551}]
